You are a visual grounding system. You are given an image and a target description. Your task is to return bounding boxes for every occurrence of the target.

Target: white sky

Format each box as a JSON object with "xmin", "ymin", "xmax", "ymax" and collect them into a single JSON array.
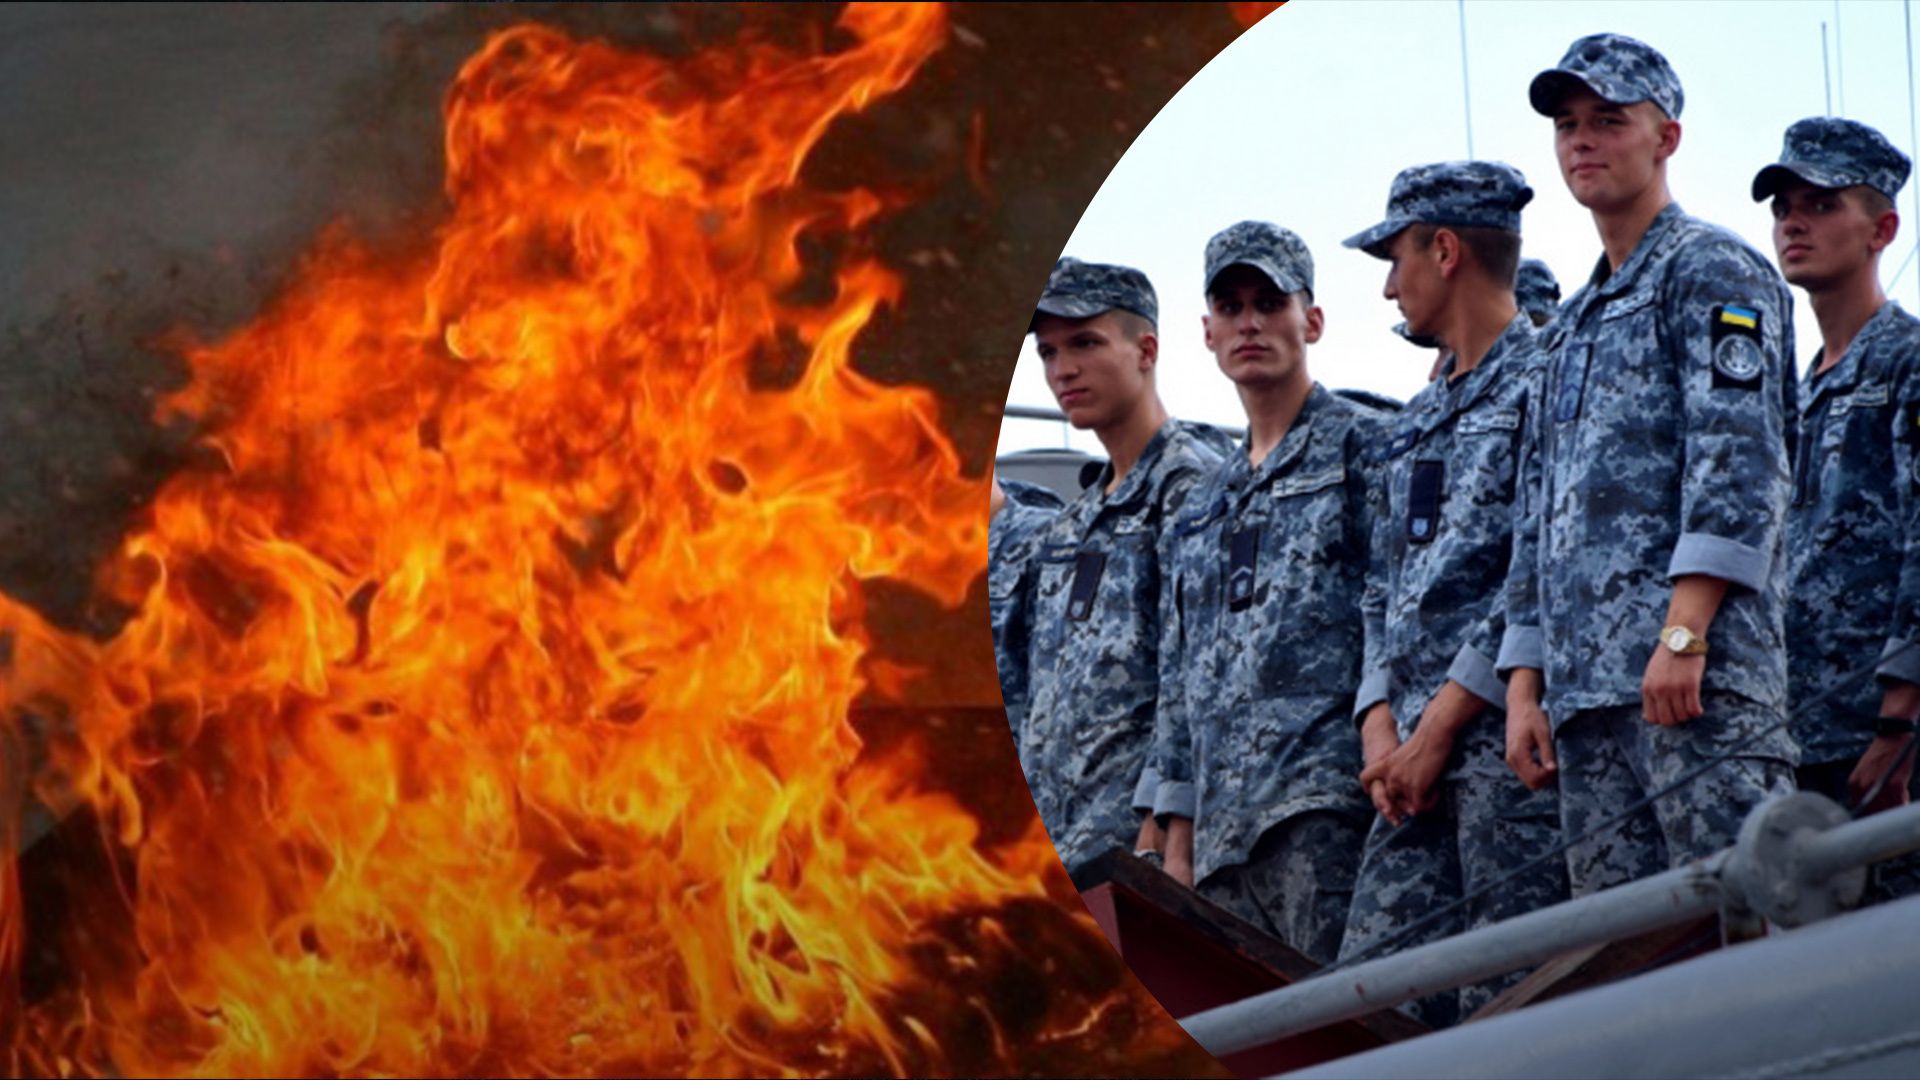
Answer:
[{"xmin": 996, "ymin": 0, "xmax": 1920, "ymax": 457}]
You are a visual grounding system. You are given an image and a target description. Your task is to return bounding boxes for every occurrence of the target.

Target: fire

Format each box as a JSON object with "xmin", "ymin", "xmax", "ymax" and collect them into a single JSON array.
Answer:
[{"xmin": 0, "ymin": 6, "xmax": 1114, "ymax": 1075}]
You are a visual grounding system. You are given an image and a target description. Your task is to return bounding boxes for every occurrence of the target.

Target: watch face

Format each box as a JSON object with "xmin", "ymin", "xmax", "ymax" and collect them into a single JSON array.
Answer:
[{"xmin": 1665, "ymin": 628, "xmax": 1688, "ymax": 651}]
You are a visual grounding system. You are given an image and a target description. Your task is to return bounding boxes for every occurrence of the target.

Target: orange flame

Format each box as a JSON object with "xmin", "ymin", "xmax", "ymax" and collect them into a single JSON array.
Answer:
[{"xmin": 0, "ymin": 6, "xmax": 1108, "ymax": 1075}]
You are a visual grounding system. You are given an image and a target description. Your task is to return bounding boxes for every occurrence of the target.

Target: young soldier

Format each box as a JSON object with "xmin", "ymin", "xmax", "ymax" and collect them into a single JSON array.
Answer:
[
  {"xmin": 1516, "ymin": 258, "xmax": 1563, "ymax": 328},
  {"xmin": 988, "ymin": 472, "xmax": 1062, "ymax": 744},
  {"xmin": 1152, "ymin": 222, "xmax": 1380, "ymax": 962},
  {"xmin": 1011, "ymin": 258, "xmax": 1228, "ymax": 876},
  {"xmin": 1754, "ymin": 120, "xmax": 1920, "ymax": 860},
  {"xmin": 1500, "ymin": 34, "xmax": 1798, "ymax": 896},
  {"xmin": 1337, "ymin": 162, "xmax": 1569, "ymax": 1027}
]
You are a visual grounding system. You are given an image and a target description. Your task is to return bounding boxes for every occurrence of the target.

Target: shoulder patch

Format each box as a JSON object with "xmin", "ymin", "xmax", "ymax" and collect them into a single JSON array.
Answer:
[{"xmin": 1710, "ymin": 304, "xmax": 1765, "ymax": 390}]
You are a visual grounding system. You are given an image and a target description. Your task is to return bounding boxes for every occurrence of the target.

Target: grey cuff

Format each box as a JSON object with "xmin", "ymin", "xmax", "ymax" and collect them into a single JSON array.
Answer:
[
  {"xmin": 1131, "ymin": 766, "xmax": 1162, "ymax": 812},
  {"xmin": 1448, "ymin": 645, "xmax": 1507, "ymax": 709},
  {"xmin": 1155, "ymin": 779, "xmax": 1197, "ymax": 821},
  {"xmin": 1354, "ymin": 667, "xmax": 1392, "ymax": 723},
  {"xmin": 1878, "ymin": 638, "xmax": 1920, "ymax": 687},
  {"xmin": 1668, "ymin": 532, "xmax": 1770, "ymax": 594},
  {"xmin": 1497, "ymin": 624, "xmax": 1545, "ymax": 675}
]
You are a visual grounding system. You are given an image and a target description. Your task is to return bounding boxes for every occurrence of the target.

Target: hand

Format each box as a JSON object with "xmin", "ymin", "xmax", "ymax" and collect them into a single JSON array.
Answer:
[
  {"xmin": 1505, "ymin": 669, "xmax": 1557, "ymax": 790},
  {"xmin": 1359, "ymin": 704, "xmax": 1401, "ymax": 820},
  {"xmin": 1848, "ymin": 733, "xmax": 1916, "ymax": 814},
  {"xmin": 1162, "ymin": 816, "xmax": 1195, "ymax": 887},
  {"xmin": 990, "ymin": 474, "xmax": 1007, "ymax": 518},
  {"xmin": 1641, "ymin": 645, "xmax": 1705, "ymax": 726},
  {"xmin": 1134, "ymin": 811, "xmax": 1165, "ymax": 854},
  {"xmin": 1363, "ymin": 727, "xmax": 1451, "ymax": 826}
]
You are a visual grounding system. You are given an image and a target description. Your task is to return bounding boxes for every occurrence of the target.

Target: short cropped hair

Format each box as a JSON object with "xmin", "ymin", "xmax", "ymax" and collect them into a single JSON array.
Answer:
[{"xmin": 1408, "ymin": 223, "xmax": 1523, "ymax": 288}]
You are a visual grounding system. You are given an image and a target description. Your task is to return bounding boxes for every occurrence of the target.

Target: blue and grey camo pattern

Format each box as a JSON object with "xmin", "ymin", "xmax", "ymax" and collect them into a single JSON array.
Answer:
[
  {"xmin": 1787, "ymin": 302, "xmax": 1920, "ymax": 765},
  {"xmin": 1204, "ymin": 220, "xmax": 1314, "ymax": 296},
  {"xmin": 1516, "ymin": 258, "xmax": 1562, "ymax": 325},
  {"xmin": 988, "ymin": 478, "xmax": 1063, "ymax": 743},
  {"xmin": 1016, "ymin": 419, "xmax": 1229, "ymax": 874},
  {"xmin": 1152, "ymin": 385, "xmax": 1384, "ymax": 884},
  {"xmin": 1199, "ymin": 811, "xmax": 1365, "ymax": 965},
  {"xmin": 1032, "ymin": 256, "xmax": 1159, "ymax": 327},
  {"xmin": 1338, "ymin": 778, "xmax": 1566, "ymax": 1027},
  {"xmin": 1556, "ymin": 698, "xmax": 1795, "ymax": 896},
  {"xmin": 1343, "ymin": 161, "xmax": 1534, "ymax": 257},
  {"xmin": 1753, "ymin": 116, "xmax": 1913, "ymax": 202},
  {"xmin": 1530, "ymin": 33, "xmax": 1683, "ymax": 119},
  {"xmin": 1357, "ymin": 315, "xmax": 1545, "ymax": 775},
  {"xmin": 1498, "ymin": 204, "xmax": 1797, "ymax": 728}
]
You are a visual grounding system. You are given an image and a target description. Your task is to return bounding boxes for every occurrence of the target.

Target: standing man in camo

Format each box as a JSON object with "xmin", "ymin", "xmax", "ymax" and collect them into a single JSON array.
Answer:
[
  {"xmin": 988, "ymin": 472, "xmax": 1063, "ymax": 744},
  {"xmin": 1151, "ymin": 222, "xmax": 1380, "ymax": 962},
  {"xmin": 1499, "ymin": 34, "xmax": 1799, "ymax": 896},
  {"xmin": 1008, "ymin": 257, "xmax": 1228, "ymax": 876},
  {"xmin": 1754, "ymin": 119, "xmax": 1920, "ymax": 875},
  {"xmin": 1516, "ymin": 258, "xmax": 1563, "ymax": 328},
  {"xmin": 1336, "ymin": 161, "xmax": 1569, "ymax": 1027}
]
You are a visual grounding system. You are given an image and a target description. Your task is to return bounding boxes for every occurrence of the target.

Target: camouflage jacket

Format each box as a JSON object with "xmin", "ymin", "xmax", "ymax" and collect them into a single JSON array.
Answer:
[
  {"xmin": 1152, "ymin": 385, "xmax": 1384, "ymax": 882},
  {"xmin": 988, "ymin": 478, "xmax": 1064, "ymax": 744},
  {"xmin": 1787, "ymin": 301, "xmax": 1920, "ymax": 764},
  {"xmin": 1499, "ymin": 204, "xmax": 1797, "ymax": 725},
  {"xmin": 1019, "ymin": 418, "xmax": 1228, "ymax": 874},
  {"xmin": 1358, "ymin": 315, "xmax": 1545, "ymax": 776}
]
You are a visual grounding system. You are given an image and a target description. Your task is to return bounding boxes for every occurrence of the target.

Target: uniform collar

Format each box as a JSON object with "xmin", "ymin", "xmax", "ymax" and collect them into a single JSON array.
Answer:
[
  {"xmin": 1232, "ymin": 383, "xmax": 1330, "ymax": 491},
  {"xmin": 1092, "ymin": 417, "xmax": 1178, "ymax": 512},
  {"xmin": 1808, "ymin": 299, "xmax": 1904, "ymax": 399},
  {"xmin": 1580, "ymin": 202, "xmax": 1689, "ymax": 305},
  {"xmin": 1440, "ymin": 314, "xmax": 1534, "ymax": 414}
]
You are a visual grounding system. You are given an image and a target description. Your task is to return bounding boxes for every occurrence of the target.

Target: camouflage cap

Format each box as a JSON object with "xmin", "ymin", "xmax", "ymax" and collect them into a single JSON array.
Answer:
[
  {"xmin": 1530, "ymin": 33, "xmax": 1683, "ymax": 120},
  {"xmin": 1393, "ymin": 320, "xmax": 1442, "ymax": 350},
  {"xmin": 1030, "ymin": 256, "xmax": 1158, "ymax": 330},
  {"xmin": 1204, "ymin": 220, "xmax": 1314, "ymax": 297},
  {"xmin": 1516, "ymin": 258, "xmax": 1562, "ymax": 322},
  {"xmin": 1343, "ymin": 161, "xmax": 1533, "ymax": 257},
  {"xmin": 1751, "ymin": 116, "xmax": 1913, "ymax": 202}
]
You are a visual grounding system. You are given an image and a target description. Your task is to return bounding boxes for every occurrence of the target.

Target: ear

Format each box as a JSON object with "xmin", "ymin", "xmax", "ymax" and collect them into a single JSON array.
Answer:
[
  {"xmin": 1434, "ymin": 228, "xmax": 1464, "ymax": 279},
  {"xmin": 1303, "ymin": 303, "xmax": 1325, "ymax": 345},
  {"xmin": 1136, "ymin": 330, "xmax": 1159, "ymax": 372},
  {"xmin": 1657, "ymin": 117, "xmax": 1682, "ymax": 159},
  {"xmin": 1202, "ymin": 312, "xmax": 1216, "ymax": 354},
  {"xmin": 1874, "ymin": 209, "xmax": 1901, "ymax": 254}
]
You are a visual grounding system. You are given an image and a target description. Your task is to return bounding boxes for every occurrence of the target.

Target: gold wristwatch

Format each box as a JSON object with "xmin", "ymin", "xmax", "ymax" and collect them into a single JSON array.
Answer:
[{"xmin": 1659, "ymin": 625, "xmax": 1710, "ymax": 656}]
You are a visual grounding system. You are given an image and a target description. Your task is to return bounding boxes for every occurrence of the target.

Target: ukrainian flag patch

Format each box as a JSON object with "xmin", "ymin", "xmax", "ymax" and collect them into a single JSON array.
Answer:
[{"xmin": 1718, "ymin": 305, "xmax": 1760, "ymax": 330}]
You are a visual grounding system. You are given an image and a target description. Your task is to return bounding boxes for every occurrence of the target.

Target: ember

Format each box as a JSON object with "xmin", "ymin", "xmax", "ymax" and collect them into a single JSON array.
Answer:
[{"xmin": 0, "ymin": 6, "xmax": 1190, "ymax": 1076}]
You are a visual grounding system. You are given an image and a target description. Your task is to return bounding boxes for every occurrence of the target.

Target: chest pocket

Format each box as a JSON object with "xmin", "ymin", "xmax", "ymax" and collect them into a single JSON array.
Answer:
[
  {"xmin": 1454, "ymin": 406, "xmax": 1524, "ymax": 509},
  {"xmin": 1799, "ymin": 383, "xmax": 1894, "ymax": 508}
]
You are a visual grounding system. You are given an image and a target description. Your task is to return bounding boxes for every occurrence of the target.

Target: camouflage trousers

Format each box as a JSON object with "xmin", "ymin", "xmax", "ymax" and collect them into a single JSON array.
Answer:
[
  {"xmin": 1796, "ymin": 758, "xmax": 1920, "ymax": 904},
  {"xmin": 1337, "ymin": 776, "xmax": 1568, "ymax": 1029},
  {"xmin": 1197, "ymin": 810, "xmax": 1365, "ymax": 965},
  {"xmin": 1557, "ymin": 694, "xmax": 1796, "ymax": 897}
]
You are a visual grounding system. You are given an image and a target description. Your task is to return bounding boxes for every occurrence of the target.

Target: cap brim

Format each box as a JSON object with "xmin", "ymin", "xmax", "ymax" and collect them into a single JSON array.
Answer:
[
  {"xmin": 1204, "ymin": 258, "xmax": 1309, "ymax": 297},
  {"xmin": 1029, "ymin": 294, "xmax": 1112, "ymax": 332},
  {"xmin": 1750, "ymin": 162, "xmax": 1857, "ymax": 201},
  {"xmin": 1342, "ymin": 219, "xmax": 1409, "ymax": 259},
  {"xmin": 1529, "ymin": 70, "xmax": 1601, "ymax": 116}
]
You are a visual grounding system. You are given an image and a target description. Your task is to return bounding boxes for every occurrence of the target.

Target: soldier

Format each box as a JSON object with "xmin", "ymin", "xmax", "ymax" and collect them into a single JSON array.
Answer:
[
  {"xmin": 1754, "ymin": 119, "xmax": 1920, "ymax": 863},
  {"xmin": 1011, "ymin": 258, "xmax": 1228, "ymax": 876},
  {"xmin": 1499, "ymin": 34, "xmax": 1799, "ymax": 897},
  {"xmin": 1516, "ymin": 258, "xmax": 1563, "ymax": 328},
  {"xmin": 1337, "ymin": 162, "xmax": 1570, "ymax": 1026},
  {"xmin": 987, "ymin": 472, "xmax": 1062, "ymax": 744},
  {"xmin": 1152, "ymin": 222, "xmax": 1379, "ymax": 962}
]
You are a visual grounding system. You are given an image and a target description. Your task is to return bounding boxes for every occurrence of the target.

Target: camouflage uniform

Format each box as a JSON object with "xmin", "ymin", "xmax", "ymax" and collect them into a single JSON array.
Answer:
[
  {"xmin": 1757, "ymin": 117, "xmax": 1920, "ymax": 900},
  {"xmin": 1517, "ymin": 259, "xmax": 1562, "ymax": 327},
  {"xmin": 1502, "ymin": 37, "xmax": 1799, "ymax": 896},
  {"xmin": 989, "ymin": 477, "xmax": 1062, "ymax": 743},
  {"xmin": 1152, "ymin": 222, "xmax": 1378, "ymax": 962},
  {"xmin": 1337, "ymin": 162, "xmax": 1568, "ymax": 1027},
  {"xmin": 1017, "ymin": 257, "xmax": 1231, "ymax": 875}
]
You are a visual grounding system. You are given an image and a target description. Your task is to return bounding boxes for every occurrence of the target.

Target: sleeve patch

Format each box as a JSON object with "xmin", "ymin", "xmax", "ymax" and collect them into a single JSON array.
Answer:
[{"xmin": 1709, "ymin": 304, "xmax": 1765, "ymax": 390}]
